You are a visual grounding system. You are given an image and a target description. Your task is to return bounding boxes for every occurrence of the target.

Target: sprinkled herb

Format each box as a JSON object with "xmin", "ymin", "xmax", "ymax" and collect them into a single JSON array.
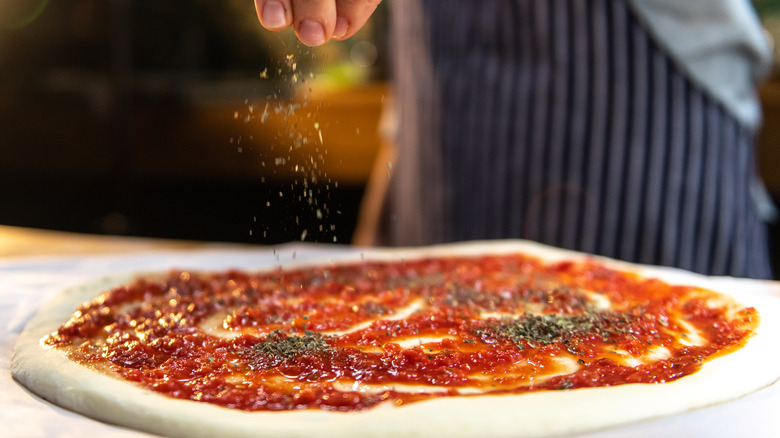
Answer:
[
  {"xmin": 475, "ymin": 311, "xmax": 632, "ymax": 347},
  {"xmin": 248, "ymin": 329, "xmax": 331, "ymax": 359}
]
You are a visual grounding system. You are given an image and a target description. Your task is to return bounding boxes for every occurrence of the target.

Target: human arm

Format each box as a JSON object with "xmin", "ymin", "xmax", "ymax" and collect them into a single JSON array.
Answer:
[{"xmin": 254, "ymin": 0, "xmax": 382, "ymax": 46}]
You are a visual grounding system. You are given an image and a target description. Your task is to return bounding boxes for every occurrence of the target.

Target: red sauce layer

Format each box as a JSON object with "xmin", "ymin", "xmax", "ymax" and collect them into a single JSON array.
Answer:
[{"xmin": 45, "ymin": 253, "xmax": 758, "ymax": 411}]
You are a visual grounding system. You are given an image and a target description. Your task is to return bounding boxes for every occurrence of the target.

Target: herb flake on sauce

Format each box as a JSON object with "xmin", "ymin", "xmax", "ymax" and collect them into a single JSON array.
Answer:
[
  {"xmin": 248, "ymin": 329, "xmax": 332, "ymax": 359},
  {"xmin": 476, "ymin": 311, "xmax": 632, "ymax": 346}
]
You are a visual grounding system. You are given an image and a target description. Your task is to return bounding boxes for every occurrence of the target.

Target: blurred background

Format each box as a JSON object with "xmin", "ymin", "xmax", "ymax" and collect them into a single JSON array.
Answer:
[
  {"xmin": 0, "ymin": 0, "xmax": 387, "ymax": 245},
  {"xmin": 1, "ymin": 0, "xmax": 780, "ymax": 271}
]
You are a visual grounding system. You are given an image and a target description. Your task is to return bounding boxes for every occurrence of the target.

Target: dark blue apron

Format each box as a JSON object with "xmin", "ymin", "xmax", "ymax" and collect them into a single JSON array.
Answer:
[{"xmin": 383, "ymin": 0, "xmax": 772, "ymax": 279}]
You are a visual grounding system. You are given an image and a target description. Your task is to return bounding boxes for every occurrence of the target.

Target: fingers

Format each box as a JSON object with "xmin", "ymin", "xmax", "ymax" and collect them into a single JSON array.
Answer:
[
  {"xmin": 255, "ymin": 0, "xmax": 293, "ymax": 30},
  {"xmin": 332, "ymin": 0, "xmax": 382, "ymax": 41},
  {"xmin": 290, "ymin": 0, "xmax": 338, "ymax": 47},
  {"xmin": 255, "ymin": 0, "xmax": 382, "ymax": 46}
]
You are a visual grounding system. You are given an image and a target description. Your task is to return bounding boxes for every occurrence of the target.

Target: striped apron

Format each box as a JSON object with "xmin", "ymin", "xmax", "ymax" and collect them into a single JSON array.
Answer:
[{"xmin": 382, "ymin": 0, "xmax": 773, "ymax": 279}]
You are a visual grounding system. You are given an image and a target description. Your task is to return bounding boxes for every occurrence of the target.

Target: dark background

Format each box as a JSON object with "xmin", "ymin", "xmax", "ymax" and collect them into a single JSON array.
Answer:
[
  {"xmin": 0, "ymin": 0, "xmax": 386, "ymax": 245},
  {"xmin": 2, "ymin": 0, "xmax": 779, "ymax": 276}
]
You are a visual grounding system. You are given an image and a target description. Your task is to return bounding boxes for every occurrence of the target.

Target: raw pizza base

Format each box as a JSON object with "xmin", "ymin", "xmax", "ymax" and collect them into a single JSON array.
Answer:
[{"xmin": 12, "ymin": 240, "xmax": 780, "ymax": 438}]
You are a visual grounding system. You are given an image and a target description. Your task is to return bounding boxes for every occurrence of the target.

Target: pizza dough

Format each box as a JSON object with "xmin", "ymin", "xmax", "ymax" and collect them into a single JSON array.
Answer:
[{"xmin": 11, "ymin": 240, "xmax": 780, "ymax": 438}]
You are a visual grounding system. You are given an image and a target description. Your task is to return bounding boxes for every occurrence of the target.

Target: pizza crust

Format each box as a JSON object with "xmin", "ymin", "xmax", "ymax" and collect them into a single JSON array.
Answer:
[{"xmin": 12, "ymin": 240, "xmax": 780, "ymax": 438}]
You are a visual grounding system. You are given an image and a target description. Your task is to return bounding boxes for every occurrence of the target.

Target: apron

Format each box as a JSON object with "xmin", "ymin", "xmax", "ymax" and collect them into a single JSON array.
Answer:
[{"xmin": 383, "ymin": 0, "xmax": 773, "ymax": 279}]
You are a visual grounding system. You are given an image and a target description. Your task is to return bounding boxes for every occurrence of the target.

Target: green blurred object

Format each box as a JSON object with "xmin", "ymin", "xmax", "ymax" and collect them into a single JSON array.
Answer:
[{"xmin": 755, "ymin": 0, "xmax": 780, "ymax": 16}]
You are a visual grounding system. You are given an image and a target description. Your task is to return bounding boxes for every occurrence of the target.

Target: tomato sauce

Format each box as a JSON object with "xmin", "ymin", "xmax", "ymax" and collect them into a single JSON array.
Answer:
[{"xmin": 45, "ymin": 254, "xmax": 758, "ymax": 411}]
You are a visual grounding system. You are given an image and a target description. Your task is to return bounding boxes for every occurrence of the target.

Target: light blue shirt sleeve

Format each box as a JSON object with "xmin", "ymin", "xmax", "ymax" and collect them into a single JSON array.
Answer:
[{"xmin": 627, "ymin": 0, "xmax": 772, "ymax": 129}]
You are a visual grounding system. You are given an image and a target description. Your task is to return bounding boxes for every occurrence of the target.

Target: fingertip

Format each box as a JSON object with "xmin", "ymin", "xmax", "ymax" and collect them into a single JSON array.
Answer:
[
  {"xmin": 297, "ymin": 19, "xmax": 327, "ymax": 46},
  {"xmin": 260, "ymin": 0, "xmax": 289, "ymax": 30},
  {"xmin": 333, "ymin": 16, "xmax": 349, "ymax": 40}
]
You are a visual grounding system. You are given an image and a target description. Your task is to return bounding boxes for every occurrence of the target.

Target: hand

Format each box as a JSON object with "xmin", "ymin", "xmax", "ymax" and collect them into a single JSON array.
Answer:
[{"xmin": 254, "ymin": 0, "xmax": 382, "ymax": 47}]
